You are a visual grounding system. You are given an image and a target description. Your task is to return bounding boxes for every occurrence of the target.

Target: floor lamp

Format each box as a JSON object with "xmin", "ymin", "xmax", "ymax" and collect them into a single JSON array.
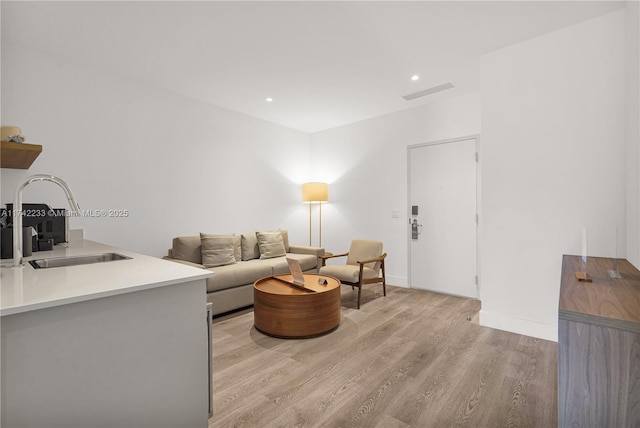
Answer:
[{"xmin": 302, "ymin": 182, "xmax": 329, "ymax": 247}]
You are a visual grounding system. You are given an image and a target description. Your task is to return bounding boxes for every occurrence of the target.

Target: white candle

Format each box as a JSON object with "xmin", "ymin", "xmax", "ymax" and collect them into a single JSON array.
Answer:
[{"xmin": 581, "ymin": 227, "xmax": 588, "ymax": 268}]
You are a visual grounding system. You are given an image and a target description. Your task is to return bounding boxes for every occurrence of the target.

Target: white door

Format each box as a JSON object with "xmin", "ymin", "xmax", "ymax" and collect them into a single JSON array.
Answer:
[{"xmin": 409, "ymin": 138, "xmax": 477, "ymax": 298}]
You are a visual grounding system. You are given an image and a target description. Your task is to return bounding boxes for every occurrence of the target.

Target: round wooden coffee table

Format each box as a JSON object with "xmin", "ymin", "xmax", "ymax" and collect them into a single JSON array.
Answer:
[{"xmin": 253, "ymin": 274, "xmax": 340, "ymax": 339}]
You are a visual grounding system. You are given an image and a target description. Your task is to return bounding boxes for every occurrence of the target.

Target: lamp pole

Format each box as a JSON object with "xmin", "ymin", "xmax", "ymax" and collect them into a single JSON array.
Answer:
[
  {"xmin": 309, "ymin": 202, "xmax": 312, "ymax": 246},
  {"xmin": 319, "ymin": 202, "xmax": 323, "ymax": 247},
  {"xmin": 302, "ymin": 182, "xmax": 328, "ymax": 248}
]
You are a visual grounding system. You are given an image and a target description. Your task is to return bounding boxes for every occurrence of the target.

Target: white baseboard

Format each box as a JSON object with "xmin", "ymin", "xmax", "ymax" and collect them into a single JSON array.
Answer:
[
  {"xmin": 479, "ymin": 310, "xmax": 558, "ymax": 342},
  {"xmin": 386, "ymin": 275, "xmax": 408, "ymax": 287}
]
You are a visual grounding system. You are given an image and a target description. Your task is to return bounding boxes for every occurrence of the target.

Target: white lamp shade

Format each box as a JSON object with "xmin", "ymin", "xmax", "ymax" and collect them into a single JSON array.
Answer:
[{"xmin": 302, "ymin": 182, "xmax": 328, "ymax": 202}]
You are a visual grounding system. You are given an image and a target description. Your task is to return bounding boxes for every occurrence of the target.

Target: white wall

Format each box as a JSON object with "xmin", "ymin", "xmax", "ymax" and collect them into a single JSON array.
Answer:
[
  {"xmin": 310, "ymin": 92, "xmax": 481, "ymax": 286},
  {"xmin": 480, "ymin": 10, "xmax": 627, "ymax": 341},
  {"xmin": 627, "ymin": 1, "xmax": 640, "ymax": 269},
  {"xmin": 1, "ymin": 44, "xmax": 312, "ymax": 257}
]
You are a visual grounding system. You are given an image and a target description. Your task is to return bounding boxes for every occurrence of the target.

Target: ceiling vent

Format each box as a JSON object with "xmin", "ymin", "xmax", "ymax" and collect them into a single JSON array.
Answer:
[{"xmin": 402, "ymin": 81, "xmax": 455, "ymax": 101}]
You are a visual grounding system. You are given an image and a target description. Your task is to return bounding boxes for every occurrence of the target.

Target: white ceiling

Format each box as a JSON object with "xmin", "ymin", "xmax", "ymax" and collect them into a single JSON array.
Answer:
[{"xmin": 1, "ymin": 1, "xmax": 626, "ymax": 133}]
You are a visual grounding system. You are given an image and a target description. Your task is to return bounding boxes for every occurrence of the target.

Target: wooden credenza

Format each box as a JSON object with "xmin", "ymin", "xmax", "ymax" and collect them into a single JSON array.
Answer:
[{"xmin": 558, "ymin": 255, "xmax": 640, "ymax": 427}]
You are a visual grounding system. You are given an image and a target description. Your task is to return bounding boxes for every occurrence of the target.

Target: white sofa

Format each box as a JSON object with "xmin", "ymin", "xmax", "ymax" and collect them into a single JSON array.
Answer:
[{"xmin": 164, "ymin": 230, "xmax": 324, "ymax": 316}]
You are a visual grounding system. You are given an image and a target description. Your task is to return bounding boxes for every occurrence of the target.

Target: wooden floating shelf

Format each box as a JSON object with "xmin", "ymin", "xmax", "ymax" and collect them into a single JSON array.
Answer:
[{"xmin": 1, "ymin": 141, "xmax": 42, "ymax": 169}]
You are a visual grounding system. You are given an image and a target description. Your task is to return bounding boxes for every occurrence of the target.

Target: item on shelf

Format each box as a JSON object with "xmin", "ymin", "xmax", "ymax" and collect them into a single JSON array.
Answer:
[{"xmin": 1, "ymin": 126, "xmax": 25, "ymax": 143}]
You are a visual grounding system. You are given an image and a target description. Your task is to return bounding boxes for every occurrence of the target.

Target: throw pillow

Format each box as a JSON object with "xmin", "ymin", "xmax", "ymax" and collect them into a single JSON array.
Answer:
[
  {"xmin": 172, "ymin": 236, "xmax": 202, "ymax": 264},
  {"xmin": 200, "ymin": 233, "xmax": 236, "ymax": 268},
  {"xmin": 241, "ymin": 231, "xmax": 260, "ymax": 261},
  {"xmin": 263, "ymin": 229, "xmax": 290, "ymax": 252},
  {"xmin": 277, "ymin": 229, "xmax": 290, "ymax": 252},
  {"xmin": 256, "ymin": 231, "xmax": 286, "ymax": 259}
]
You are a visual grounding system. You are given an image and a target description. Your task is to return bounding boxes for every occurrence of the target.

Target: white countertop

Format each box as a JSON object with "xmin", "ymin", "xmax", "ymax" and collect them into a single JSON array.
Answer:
[{"xmin": 0, "ymin": 239, "xmax": 212, "ymax": 316}]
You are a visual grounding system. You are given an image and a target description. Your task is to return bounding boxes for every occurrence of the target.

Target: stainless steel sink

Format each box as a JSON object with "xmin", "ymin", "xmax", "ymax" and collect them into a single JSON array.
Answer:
[{"xmin": 29, "ymin": 252, "xmax": 131, "ymax": 269}]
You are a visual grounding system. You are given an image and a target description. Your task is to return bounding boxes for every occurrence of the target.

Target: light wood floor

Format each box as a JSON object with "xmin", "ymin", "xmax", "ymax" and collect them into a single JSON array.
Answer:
[{"xmin": 210, "ymin": 285, "xmax": 558, "ymax": 428}]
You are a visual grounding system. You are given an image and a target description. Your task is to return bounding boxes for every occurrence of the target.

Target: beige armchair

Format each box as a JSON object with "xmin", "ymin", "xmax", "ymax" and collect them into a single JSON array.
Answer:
[{"xmin": 319, "ymin": 240, "xmax": 387, "ymax": 309}]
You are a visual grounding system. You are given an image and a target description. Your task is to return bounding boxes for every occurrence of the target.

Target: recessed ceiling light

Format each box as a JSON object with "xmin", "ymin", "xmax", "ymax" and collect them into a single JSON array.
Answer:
[
  {"xmin": 411, "ymin": 75, "xmax": 420, "ymax": 81},
  {"xmin": 266, "ymin": 97, "xmax": 273, "ymax": 103}
]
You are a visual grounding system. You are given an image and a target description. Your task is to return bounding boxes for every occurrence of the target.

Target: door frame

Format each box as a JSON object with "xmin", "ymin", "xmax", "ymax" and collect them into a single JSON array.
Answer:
[{"xmin": 407, "ymin": 134, "xmax": 482, "ymax": 299}]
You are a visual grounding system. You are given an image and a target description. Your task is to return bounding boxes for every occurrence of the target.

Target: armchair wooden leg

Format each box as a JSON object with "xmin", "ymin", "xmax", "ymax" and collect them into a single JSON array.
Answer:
[
  {"xmin": 357, "ymin": 285, "xmax": 362, "ymax": 310},
  {"xmin": 381, "ymin": 260, "xmax": 386, "ymax": 297}
]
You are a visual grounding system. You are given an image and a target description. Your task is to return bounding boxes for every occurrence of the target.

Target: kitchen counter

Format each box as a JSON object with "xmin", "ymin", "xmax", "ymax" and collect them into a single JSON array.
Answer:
[
  {"xmin": 1, "ymin": 238, "xmax": 214, "ymax": 428},
  {"xmin": 0, "ymin": 239, "xmax": 212, "ymax": 316}
]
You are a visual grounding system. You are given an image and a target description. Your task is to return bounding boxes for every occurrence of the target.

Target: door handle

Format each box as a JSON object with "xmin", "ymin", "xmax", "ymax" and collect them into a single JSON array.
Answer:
[{"xmin": 411, "ymin": 219, "xmax": 422, "ymax": 240}]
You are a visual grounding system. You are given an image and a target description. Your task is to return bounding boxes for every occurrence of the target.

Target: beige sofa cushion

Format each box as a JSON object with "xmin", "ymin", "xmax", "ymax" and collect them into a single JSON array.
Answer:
[
  {"xmin": 346, "ymin": 240, "xmax": 383, "ymax": 271},
  {"xmin": 319, "ymin": 264, "xmax": 379, "ymax": 283},
  {"xmin": 205, "ymin": 263, "xmax": 272, "ymax": 292},
  {"xmin": 256, "ymin": 231, "xmax": 286, "ymax": 259},
  {"xmin": 258, "ymin": 253, "xmax": 319, "ymax": 275},
  {"xmin": 241, "ymin": 232, "xmax": 260, "ymax": 261},
  {"xmin": 200, "ymin": 233, "xmax": 237, "ymax": 268},
  {"xmin": 172, "ymin": 236, "xmax": 202, "ymax": 264}
]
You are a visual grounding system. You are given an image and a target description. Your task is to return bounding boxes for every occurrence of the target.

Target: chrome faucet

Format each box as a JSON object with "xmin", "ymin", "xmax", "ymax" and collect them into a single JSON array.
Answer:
[{"xmin": 13, "ymin": 175, "xmax": 80, "ymax": 267}]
